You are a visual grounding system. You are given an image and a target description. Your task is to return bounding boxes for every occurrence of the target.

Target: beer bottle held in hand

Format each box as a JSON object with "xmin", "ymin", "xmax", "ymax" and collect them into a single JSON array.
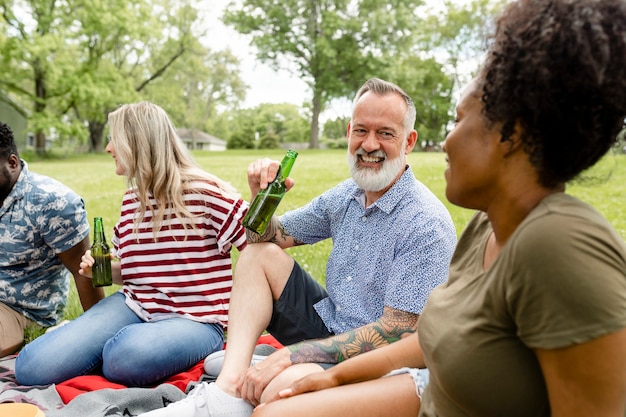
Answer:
[
  {"xmin": 243, "ymin": 149, "xmax": 298, "ymax": 234},
  {"xmin": 91, "ymin": 217, "xmax": 113, "ymax": 287}
]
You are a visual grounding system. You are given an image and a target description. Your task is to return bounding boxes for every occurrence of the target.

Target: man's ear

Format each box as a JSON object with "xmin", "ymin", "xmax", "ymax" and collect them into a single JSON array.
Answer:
[
  {"xmin": 405, "ymin": 130, "xmax": 418, "ymax": 154},
  {"xmin": 7, "ymin": 154, "xmax": 20, "ymax": 169},
  {"xmin": 345, "ymin": 122, "xmax": 352, "ymax": 145}
]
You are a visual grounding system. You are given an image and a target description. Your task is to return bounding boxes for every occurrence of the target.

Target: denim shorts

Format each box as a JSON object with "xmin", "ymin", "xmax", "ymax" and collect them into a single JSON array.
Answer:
[
  {"xmin": 385, "ymin": 368, "xmax": 430, "ymax": 399},
  {"xmin": 266, "ymin": 261, "xmax": 333, "ymax": 346}
]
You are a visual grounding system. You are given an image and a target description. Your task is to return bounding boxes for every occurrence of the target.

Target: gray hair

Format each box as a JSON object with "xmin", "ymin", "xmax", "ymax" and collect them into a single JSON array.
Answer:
[{"xmin": 352, "ymin": 78, "xmax": 417, "ymax": 134}]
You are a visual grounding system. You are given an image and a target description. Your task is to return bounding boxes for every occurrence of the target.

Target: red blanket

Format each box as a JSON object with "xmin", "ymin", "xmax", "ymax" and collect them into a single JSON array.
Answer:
[{"xmin": 56, "ymin": 334, "xmax": 283, "ymax": 404}]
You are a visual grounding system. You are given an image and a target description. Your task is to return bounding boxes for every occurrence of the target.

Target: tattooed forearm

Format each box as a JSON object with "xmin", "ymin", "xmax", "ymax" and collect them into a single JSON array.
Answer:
[
  {"xmin": 288, "ymin": 308, "xmax": 418, "ymax": 364},
  {"xmin": 246, "ymin": 216, "xmax": 303, "ymax": 246}
]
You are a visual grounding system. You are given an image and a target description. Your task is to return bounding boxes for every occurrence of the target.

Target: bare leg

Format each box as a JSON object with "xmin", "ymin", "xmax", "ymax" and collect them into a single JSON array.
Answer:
[
  {"xmin": 216, "ymin": 243, "xmax": 294, "ymax": 397},
  {"xmin": 253, "ymin": 374, "xmax": 420, "ymax": 417}
]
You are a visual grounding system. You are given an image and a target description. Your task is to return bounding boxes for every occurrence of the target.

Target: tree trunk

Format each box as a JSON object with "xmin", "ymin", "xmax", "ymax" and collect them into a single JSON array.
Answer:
[
  {"xmin": 309, "ymin": 88, "xmax": 322, "ymax": 149},
  {"xmin": 34, "ymin": 131, "xmax": 46, "ymax": 154},
  {"xmin": 89, "ymin": 120, "xmax": 106, "ymax": 152},
  {"xmin": 34, "ymin": 61, "xmax": 47, "ymax": 155}
]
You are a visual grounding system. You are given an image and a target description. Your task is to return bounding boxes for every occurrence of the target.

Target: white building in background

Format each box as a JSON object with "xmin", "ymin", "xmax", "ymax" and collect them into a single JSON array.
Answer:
[{"xmin": 176, "ymin": 128, "xmax": 227, "ymax": 151}]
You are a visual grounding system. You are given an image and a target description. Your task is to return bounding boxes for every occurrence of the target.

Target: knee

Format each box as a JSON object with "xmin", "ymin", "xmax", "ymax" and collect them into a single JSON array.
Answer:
[
  {"xmin": 238, "ymin": 243, "xmax": 286, "ymax": 266},
  {"xmin": 260, "ymin": 363, "xmax": 325, "ymax": 404},
  {"xmin": 14, "ymin": 343, "xmax": 47, "ymax": 385},
  {"xmin": 0, "ymin": 337, "xmax": 23, "ymax": 358},
  {"xmin": 14, "ymin": 349, "xmax": 33, "ymax": 384}
]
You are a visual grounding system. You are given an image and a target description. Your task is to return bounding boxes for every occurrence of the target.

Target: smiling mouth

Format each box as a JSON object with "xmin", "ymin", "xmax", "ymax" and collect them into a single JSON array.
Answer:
[{"xmin": 359, "ymin": 154, "xmax": 385, "ymax": 164}]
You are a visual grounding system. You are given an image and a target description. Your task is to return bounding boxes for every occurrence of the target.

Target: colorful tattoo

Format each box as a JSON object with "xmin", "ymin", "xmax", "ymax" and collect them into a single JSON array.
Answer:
[{"xmin": 288, "ymin": 308, "xmax": 418, "ymax": 364}]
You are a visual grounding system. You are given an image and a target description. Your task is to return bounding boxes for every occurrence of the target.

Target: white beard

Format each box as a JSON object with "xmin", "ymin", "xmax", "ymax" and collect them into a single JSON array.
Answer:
[{"xmin": 347, "ymin": 148, "xmax": 405, "ymax": 192}]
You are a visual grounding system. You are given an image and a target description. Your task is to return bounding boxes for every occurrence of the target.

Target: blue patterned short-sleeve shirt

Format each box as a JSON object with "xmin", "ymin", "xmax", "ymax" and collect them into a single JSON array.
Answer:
[
  {"xmin": 280, "ymin": 166, "xmax": 457, "ymax": 334},
  {"xmin": 0, "ymin": 161, "xmax": 89, "ymax": 326}
]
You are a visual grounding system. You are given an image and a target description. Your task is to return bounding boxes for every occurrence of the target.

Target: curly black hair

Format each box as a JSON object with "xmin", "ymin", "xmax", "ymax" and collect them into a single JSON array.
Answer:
[
  {"xmin": 480, "ymin": 0, "xmax": 626, "ymax": 188},
  {"xmin": 0, "ymin": 122, "xmax": 17, "ymax": 161}
]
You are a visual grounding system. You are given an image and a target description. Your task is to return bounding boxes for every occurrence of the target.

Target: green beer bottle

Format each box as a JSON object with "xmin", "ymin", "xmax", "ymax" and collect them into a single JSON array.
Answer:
[
  {"xmin": 91, "ymin": 217, "xmax": 113, "ymax": 287},
  {"xmin": 243, "ymin": 149, "xmax": 298, "ymax": 234}
]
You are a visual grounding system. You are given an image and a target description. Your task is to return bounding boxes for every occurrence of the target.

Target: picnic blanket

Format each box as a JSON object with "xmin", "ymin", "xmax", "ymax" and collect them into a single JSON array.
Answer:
[{"xmin": 0, "ymin": 335, "xmax": 282, "ymax": 417}]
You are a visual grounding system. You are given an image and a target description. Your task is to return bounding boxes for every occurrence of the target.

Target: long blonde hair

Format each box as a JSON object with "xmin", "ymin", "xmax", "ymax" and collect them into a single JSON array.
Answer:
[{"xmin": 107, "ymin": 101, "xmax": 238, "ymax": 238}]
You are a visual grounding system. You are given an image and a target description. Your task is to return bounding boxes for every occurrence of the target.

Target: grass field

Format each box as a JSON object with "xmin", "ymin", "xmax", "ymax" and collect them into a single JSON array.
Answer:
[{"xmin": 24, "ymin": 148, "xmax": 626, "ymax": 330}]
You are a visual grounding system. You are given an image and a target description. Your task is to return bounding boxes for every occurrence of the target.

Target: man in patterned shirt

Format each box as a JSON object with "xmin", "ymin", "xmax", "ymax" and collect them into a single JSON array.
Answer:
[
  {"xmin": 0, "ymin": 122, "xmax": 103, "ymax": 357},
  {"xmin": 140, "ymin": 78, "xmax": 457, "ymax": 417}
]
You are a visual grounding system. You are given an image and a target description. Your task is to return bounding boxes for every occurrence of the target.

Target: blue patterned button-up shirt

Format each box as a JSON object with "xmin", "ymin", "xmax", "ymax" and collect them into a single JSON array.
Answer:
[
  {"xmin": 0, "ymin": 161, "xmax": 89, "ymax": 326},
  {"xmin": 280, "ymin": 166, "xmax": 457, "ymax": 334}
]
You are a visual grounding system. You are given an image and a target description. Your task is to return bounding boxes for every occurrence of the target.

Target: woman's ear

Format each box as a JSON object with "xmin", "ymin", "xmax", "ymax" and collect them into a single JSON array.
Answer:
[{"xmin": 500, "ymin": 121, "xmax": 524, "ymax": 157}]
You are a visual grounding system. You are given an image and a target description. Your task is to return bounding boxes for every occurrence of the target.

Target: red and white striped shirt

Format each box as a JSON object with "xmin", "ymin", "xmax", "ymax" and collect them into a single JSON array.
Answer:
[{"xmin": 112, "ymin": 181, "xmax": 248, "ymax": 327}]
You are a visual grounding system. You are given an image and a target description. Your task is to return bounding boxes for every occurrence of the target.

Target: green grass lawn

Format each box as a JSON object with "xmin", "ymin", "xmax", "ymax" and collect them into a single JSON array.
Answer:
[{"xmin": 24, "ymin": 149, "xmax": 626, "ymax": 334}]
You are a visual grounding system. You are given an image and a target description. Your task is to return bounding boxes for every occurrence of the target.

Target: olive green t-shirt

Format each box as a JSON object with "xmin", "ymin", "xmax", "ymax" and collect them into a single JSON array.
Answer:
[{"xmin": 418, "ymin": 193, "xmax": 626, "ymax": 417}]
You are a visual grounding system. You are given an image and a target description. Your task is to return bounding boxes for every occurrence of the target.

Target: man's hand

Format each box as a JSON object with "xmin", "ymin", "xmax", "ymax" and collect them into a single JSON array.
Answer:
[
  {"xmin": 237, "ymin": 347, "xmax": 292, "ymax": 406},
  {"xmin": 246, "ymin": 158, "xmax": 295, "ymax": 200}
]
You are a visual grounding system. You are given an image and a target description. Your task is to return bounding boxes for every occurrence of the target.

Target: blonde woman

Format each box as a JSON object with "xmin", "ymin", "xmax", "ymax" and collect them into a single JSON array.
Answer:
[{"xmin": 16, "ymin": 102, "xmax": 248, "ymax": 387}]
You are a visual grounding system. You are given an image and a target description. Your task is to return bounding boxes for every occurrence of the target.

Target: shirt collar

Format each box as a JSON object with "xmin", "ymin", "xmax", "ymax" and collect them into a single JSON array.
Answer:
[
  {"xmin": 0, "ymin": 160, "xmax": 28, "ymax": 216},
  {"xmin": 351, "ymin": 165, "xmax": 413, "ymax": 214}
]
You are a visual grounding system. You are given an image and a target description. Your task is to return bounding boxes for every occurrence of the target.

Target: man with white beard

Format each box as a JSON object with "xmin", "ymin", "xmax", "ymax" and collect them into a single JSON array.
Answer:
[{"xmin": 140, "ymin": 78, "xmax": 457, "ymax": 417}]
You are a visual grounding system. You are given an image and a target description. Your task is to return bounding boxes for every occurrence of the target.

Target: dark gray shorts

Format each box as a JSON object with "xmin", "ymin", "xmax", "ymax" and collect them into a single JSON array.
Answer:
[{"xmin": 266, "ymin": 261, "xmax": 333, "ymax": 346}]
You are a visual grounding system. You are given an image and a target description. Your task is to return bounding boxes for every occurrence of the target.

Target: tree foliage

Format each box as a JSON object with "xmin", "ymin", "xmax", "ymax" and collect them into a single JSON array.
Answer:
[
  {"xmin": 225, "ymin": 102, "xmax": 310, "ymax": 149},
  {"xmin": 223, "ymin": 0, "xmax": 426, "ymax": 149},
  {"xmin": 0, "ymin": 0, "xmax": 229, "ymax": 153},
  {"xmin": 143, "ymin": 41, "xmax": 247, "ymax": 147},
  {"xmin": 0, "ymin": 0, "xmax": 506, "ymax": 154}
]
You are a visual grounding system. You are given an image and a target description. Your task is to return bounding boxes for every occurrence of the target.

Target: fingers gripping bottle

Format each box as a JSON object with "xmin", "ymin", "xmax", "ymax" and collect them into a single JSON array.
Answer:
[
  {"xmin": 91, "ymin": 217, "xmax": 113, "ymax": 287},
  {"xmin": 243, "ymin": 149, "xmax": 298, "ymax": 234}
]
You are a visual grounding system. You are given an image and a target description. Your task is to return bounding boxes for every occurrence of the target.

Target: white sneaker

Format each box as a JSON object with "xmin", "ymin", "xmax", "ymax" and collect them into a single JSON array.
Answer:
[
  {"xmin": 138, "ymin": 382, "xmax": 253, "ymax": 417},
  {"xmin": 203, "ymin": 349, "xmax": 271, "ymax": 377}
]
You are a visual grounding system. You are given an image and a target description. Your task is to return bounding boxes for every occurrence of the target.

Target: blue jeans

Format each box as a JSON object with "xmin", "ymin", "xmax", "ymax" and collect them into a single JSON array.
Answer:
[{"xmin": 15, "ymin": 292, "xmax": 224, "ymax": 387}]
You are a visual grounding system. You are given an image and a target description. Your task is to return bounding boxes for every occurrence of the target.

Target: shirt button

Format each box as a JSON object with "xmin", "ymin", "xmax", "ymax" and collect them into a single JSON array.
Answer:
[
  {"xmin": 354, "ymin": 245, "xmax": 359, "ymax": 250},
  {"xmin": 336, "ymin": 305, "xmax": 341, "ymax": 311},
  {"xmin": 346, "ymin": 276, "xmax": 352, "ymax": 282},
  {"xmin": 361, "ymin": 216, "xmax": 367, "ymax": 222}
]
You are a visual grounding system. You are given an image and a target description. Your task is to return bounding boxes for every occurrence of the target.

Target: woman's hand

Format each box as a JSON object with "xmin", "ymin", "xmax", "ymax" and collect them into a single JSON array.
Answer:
[
  {"xmin": 280, "ymin": 371, "xmax": 340, "ymax": 398},
  {"xmin": 258, "ymin": 369, "xmax": 340, "ymax": 407},
  {"xmin": 78, "ymin": 249, "xmax": 94, "ymax": 278}
]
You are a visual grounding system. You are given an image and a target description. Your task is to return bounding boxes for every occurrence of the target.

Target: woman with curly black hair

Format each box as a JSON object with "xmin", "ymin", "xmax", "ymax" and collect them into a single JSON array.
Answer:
[{"xmin": 249, "ymin": 1, "xmax": 626, "ymax": 416}]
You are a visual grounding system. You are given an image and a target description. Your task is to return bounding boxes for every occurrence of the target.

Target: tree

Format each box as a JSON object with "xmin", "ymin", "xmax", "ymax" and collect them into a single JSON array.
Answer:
[
  {"xmin": 419, "ymin": 0, "xmax": 507, "ymax": 88},
  {"xmin": 0, "ymin": 0, "xmax": 207, "ymax": 153},
  {"xmin": 258, "ymin": 126, "xmax": 280, "ymax": 149},
  {"xmin": 143, "ymin": 42, "xmax": 247, "ymax": 149},
  {"xmin": 386, "ymin": 56, "xmax": 455, "ymax": 147},
  {"xmin": 223, "ymin": 102, "xmax": 309, "ymax": 149},
  {"xmin": 0, "ymin": 0, "xmax": 82, "ymax": 154},
  {"xmin": 223, "ymin": 0, "xmax": 425, "ymax": 149},
  {"xmin": 321, "ymin": 115, "xmax": 349, "ymax": 148},
  {"xmin": 227, "ymin": 112, "xmax": 256, "ymax": 149},
  {"xmin": 68, "ymin": 0, "xmax": 202, "ymax": 152}
]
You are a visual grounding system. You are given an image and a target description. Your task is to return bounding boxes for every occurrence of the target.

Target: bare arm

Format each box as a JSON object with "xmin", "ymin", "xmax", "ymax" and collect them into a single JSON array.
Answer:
[
  {"xmin": 56, "ymin": 235, "xmax": 104, "ymax": 311},
  {"xmin": 267, "ymin": 331, "xmax": 424, "ymax": 405},
  {"xmin": 534, "ymin": 327, "xmax": 626, "ymax": 417},
  {"xmin": 289, "ymin": 307, "xmax": 419, "ymax": 364}
]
